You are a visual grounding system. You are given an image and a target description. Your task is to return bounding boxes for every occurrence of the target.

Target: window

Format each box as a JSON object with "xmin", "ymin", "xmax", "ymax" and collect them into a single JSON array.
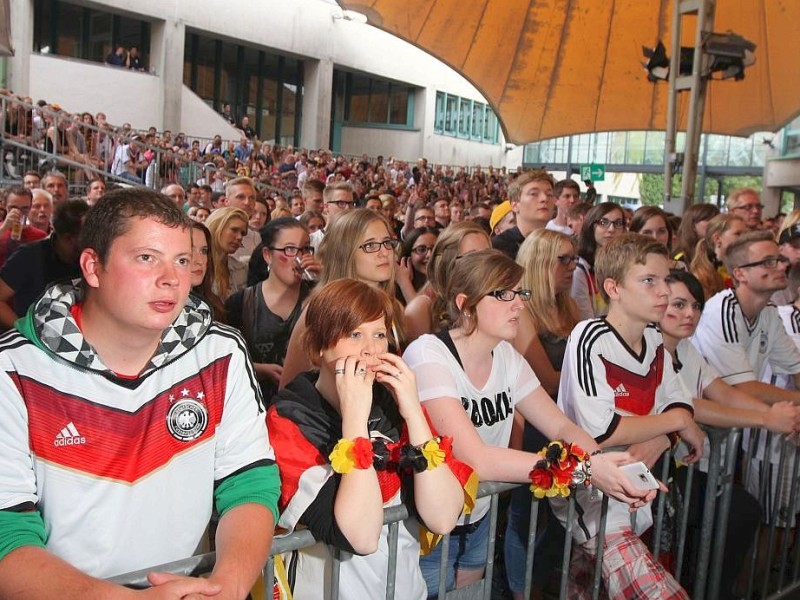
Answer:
[
  {"xmin": 434, "ymin": 92, "xmax": 446, "ymax": 133},
  {"xmin": 471, "ymin": 103, "xmax": 483, "ymax": 140},
  {"xmin": 458, "ymin": 98, "xmax": 471, "ymax": 137},
  {"xmin": 484, "ymin": 109, "xmax": 498, "ymax": 142},
  {"xmin": 445, "ymin": 95, "xmax": 458, "ymax": 134},
  {"xmin": 184, "ymin": 33, "xmax": 303, "ymax": 145},
  {"xmin": 341, "ymin": 72, "xmax": 414, "ymax": 128},
  {"xmin": 34, "ymin": 0, "xmax": 150, "ymax": 68},
  {"xmin": 434, "ymin": 92, "xmax": 499, "ymax": 144}
]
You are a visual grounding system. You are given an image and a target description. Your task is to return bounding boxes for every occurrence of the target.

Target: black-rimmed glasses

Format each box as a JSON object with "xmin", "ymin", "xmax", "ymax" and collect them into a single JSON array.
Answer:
[
  {"xmin": 328, "ymin": 200, "xmax": 356, "ymax": 209},
  {"xmin": 487, "ymin": 289, "xmax": 532, "ymax": 302},
  {"xmin": 269, "ymin": 245, "xmax": 315, "ymax": 257},
  {"xmin": 736, "ymin": 255, "xmax": 789, "ymax": 270},
  {"xmin": 359, "ymin": 238, "xmax": 400, "ymax": 253},
  {"xmin": 596, "ymin": 217, "xmax": 625, "ymax": 229},
  {"xmin": 556, "ymin": 254, "xmax": 580, "ymax": 265}
]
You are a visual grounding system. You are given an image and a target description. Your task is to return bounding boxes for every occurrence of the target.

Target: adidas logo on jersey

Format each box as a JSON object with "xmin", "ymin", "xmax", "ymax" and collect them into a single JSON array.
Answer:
[
  {"xmin": 613, "ymin": 384, "xmax": 630, "ymax": 397},
  {"xmin": 54, "ymin": 422, "xmax": 86, "ymax": 447}
]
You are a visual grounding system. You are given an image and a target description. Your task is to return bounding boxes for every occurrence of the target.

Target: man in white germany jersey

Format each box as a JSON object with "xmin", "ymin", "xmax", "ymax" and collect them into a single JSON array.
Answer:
[
  {"xmin": 693, "ymin": 230, "xmax": 800, "ymax": 539},
  {"xmin": 0, "ymin": 188, "xmax": 280, "ymax": 598}
]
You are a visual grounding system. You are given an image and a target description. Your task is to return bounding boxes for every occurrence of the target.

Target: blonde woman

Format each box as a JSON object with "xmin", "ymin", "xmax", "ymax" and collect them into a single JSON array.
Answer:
[
  {"xmin": 279, "ymin": 209, "xmax": 402, "ymax": 387},
  {"xmin": 205, "ymin": 207, "xmax": 249, "ymax": 300},
  {"xmin": 689, "ymin": 213, "xmax": 747, "ymax": 299},
  {"xmin": 506, "ymin": 229, "xmax": 580, "ymax": 598}
]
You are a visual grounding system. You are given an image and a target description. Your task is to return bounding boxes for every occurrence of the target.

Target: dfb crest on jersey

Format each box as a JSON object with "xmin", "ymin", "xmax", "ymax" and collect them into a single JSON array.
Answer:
[{"xmin": 167, "ymin": 399, "xmax": 209, "ymax": 441}]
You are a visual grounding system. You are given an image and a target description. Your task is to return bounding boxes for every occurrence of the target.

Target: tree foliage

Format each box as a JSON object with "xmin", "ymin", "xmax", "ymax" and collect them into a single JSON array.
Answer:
[{"xmin": 639, "ymin": 173, "xmax": 762, "ymax": 207}]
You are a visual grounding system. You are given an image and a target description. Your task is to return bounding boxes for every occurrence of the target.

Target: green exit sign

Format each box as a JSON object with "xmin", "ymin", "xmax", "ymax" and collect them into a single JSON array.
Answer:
[{"xmin": 580, "ymin": 164, "xmax": 605, "ymax": 182}]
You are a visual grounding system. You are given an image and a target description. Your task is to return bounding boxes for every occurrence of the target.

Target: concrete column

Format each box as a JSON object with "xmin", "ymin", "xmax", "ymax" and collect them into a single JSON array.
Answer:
[
  {"xmin": 301, "ymin": 57, "xmax": 332, "ymax": 149},
  {"xmin": 8, "ymin": 0, "xmax": 32, "ymax": 93},
  {"xmin": 151, "ymin": 18, "xmax": 185, "ymax": 132}
]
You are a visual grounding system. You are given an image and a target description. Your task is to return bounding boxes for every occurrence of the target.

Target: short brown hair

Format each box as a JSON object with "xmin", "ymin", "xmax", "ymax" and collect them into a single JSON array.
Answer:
[
  {"xmin": 508, "ymin": 169, "xmax": 555, "ymax": 203},
  {"xmin": 82, "ymin": 188, "xmax": 190, "ymax": 265},
  {"xmin": 445, "ymin": 249, "xmax": 523, "ymax": 335},
  {"xmin": 553, "ymin": 178, "xmax": 580, "ymax": 198},
  {"xmin": 302, "ymin": 279, "xmax": 395, "ymax": 363},
  {"xmin": 724, "ymin": 230, "xmax": 776, "ymax": 274},
  {"xmin": 595, "ymin": 233, "xmax": 669, "ymax": 303}
]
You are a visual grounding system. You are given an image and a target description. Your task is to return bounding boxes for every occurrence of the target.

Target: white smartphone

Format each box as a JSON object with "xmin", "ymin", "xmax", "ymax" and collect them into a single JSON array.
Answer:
[{"xmin": 619, "ymin": 461, "xmax": 660, "ymax": 491}]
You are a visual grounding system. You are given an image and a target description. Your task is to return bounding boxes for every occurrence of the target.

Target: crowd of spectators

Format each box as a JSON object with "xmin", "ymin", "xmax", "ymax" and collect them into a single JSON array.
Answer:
[{"xmin": 2, "ymin": 91, "xmax": 800, "ymax": 599}]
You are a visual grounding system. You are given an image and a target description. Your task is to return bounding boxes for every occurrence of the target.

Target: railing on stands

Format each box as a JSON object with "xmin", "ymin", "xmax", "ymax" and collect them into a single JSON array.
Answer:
[
  {"xmin": 107, "ymin": 426, "xmax": 800, "ymax": 600},
  {"xmin": 0, "ymin": 93, "xmax": 288, "ymax": 198}
]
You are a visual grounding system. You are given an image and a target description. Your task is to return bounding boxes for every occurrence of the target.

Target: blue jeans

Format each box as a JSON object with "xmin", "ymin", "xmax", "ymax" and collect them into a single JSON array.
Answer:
[{"xmin": 419, "ymin": 514, "xmax": 490, "ymax": 598}]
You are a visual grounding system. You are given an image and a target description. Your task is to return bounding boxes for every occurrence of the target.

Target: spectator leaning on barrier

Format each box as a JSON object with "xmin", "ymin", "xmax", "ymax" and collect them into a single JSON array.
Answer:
[
  {"xmin": 693, "ymin": 231, "xmax": 800, "ymax": 559},
  {"xmin": 657, "ymin": 269, "xmax": 790, "ymax": 599},
  {"xmin": 0, "ymin": 188, "xmax": 279, "ymax": 597},
  {"xmin": 555, "ymin": 233, "xmax": 704, "ymax": 598}
]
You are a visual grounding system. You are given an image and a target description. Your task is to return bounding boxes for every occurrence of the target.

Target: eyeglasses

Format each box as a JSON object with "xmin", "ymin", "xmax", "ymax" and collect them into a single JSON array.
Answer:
[
  {"xmin": 556, "ymin": 254, "xmax": 580, "ymax": 265},
  {"xmin": 596, "ymin": 218, "xmax": 625, "ymax": 229},
  {"xmin": 269, "ymin": 245, "xmax": 315, "ymax": 257},
  {"xmin": 736, "ymin": 255, "xmax": 789, "ymax": 270},
  {"xmin": 733, "ymin": 203, "xmax": 764, "ymax": 213},
  {"xmin": 415, "ymin": 215, "xmax": 436, "ymax": 222},
  {"xmin": 359, "ymin": 238, "xmax": 400, "ymax": 253},
  {"xmin": 328, "ymin": 200, "xmax": 356, "ymax": 209},
  {"xmin": 411, "ymin": 245, "xmax": 434, "ymax": 255},
  {"xmin": 487, "ymin": 288, "xmax": 532, "ymax": 302}
]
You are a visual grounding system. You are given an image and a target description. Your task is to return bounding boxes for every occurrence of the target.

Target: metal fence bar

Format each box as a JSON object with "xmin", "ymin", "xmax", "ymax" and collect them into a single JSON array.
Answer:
[
  {"xmin": 692, "ymin": 433, "xmax": 723, "ymax": 600},
  {"xmin": 482, "ymin": 493, "xmax": 500, "ymax": 600},
  {"xmin": 521, "ymin": 497, "xmax": 539, "ymax": 600},
  {"xmin": 707, "ymin": 428, "xmax": 741, "ymax": 600},
  {"xmin": 778, "ymin": 446, "xmax": 800, "ymax": 591},
  {"xmin": 651, "ymin": 454, "xmax": 671, "ymax": 561},
  {"xmin": 111, "ymin": 427, "xmax": 800, "ymax": 600},
  {"xmin": 762, "ymin": 439, "xmax": 790, "ymax": 599},
  {"xmin": 746, "ymin": 429, "xmax": 771, "ymax": 599},
  {"xmin": 437, "ymin": 530, "xmax": 450, "ymax": 599},
  {"xmin": 330, "ymin": 547, "xmax": 342, "ymax": 599},
  {"xmin": 591, "ymin": 494, "xmax": 610, "ymax": 600},
  {"xmin": 558, "ymin": 495, "xmax": 577, "ymax": 600},
  {"xmin": 673, "ymin": 461, "xmax": 694, "ymax": 584},
  {"xmin": 385, "ymin": 520, "xmax": 399, "ymax": 600}
]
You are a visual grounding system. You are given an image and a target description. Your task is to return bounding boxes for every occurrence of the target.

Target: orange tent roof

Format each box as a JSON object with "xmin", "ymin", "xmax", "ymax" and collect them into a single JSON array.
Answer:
[{"xmin": 340, "ymin": 0, "xmax": 800, "ymax": 144}]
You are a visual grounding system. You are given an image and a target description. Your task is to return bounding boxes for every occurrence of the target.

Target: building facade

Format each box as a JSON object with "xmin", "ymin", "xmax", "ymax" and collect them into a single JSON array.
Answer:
[{"xmin": 9, "ymin": 0, "xmax": 523, "ymax": 167}]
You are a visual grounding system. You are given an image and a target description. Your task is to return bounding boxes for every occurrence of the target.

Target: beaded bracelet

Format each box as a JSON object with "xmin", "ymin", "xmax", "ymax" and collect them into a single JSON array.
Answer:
[
  {"xmin": 528, "ymin": 440, "xmax": 591, "ymax": 499},
  {"xmin": 329, "ymin": 437, "xmax": 374, "ymax": 473}
]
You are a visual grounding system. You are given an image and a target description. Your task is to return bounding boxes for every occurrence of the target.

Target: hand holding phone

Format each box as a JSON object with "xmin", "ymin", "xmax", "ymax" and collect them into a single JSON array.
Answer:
[{"xmin": 619, "ymin": 461, "xmax": 660, "ymax": 491}]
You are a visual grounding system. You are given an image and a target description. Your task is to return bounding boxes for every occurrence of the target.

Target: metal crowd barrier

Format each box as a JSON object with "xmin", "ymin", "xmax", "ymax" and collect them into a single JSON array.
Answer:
[
  {"xmin": 0, "ymin": 93, "xmax": 290, "ymax": 198},
  {"xmin": 110, "ymin": 427, "xmax": 800, "ymax": 599}
]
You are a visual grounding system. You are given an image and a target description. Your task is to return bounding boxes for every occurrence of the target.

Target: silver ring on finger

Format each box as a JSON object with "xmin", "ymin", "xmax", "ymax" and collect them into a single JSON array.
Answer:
[
  {"xmin": 334, "ymin": 368, "xmax": 346, "ymax": 375},
  {"xmin": 356, "ymin": 368, "xmax": 367, "ymax": 376}
]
